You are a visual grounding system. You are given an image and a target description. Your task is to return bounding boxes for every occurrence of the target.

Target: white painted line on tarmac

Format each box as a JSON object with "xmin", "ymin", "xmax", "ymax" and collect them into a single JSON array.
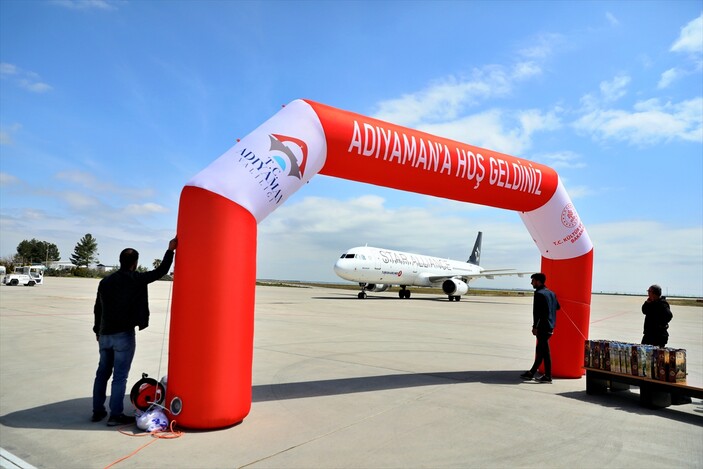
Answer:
[{"xmin": 0, "ymin": 449, "xmax": 37, "ymax": 469}]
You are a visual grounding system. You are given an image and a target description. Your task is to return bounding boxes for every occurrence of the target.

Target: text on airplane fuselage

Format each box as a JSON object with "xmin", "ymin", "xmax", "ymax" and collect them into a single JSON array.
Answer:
[{"xmin": 379, "ymin": 250, "xmax": 451, "ymax": 271}]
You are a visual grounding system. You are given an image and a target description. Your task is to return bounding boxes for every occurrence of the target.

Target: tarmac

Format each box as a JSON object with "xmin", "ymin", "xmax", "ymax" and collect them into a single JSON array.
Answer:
[{"xmin": 0, "ymin": 277, "xmax": 701, "ymax": 469}]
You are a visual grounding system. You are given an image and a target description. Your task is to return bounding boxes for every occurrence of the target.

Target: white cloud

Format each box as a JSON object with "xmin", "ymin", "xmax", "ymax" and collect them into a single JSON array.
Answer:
[
  {"xmin": 0, "ymin": 172, "xmax": 21, "ymax": 186},
  {"xmin": 0, "ymin": 63, "xmax": 52, "ymax": 93},
  {"xmin": 599, "ymin": 74, "xmax": 631, "ymax": 102},
  {"xmin": 574, "ymin": 97, "xmax": 703, "ymax": 145},
  {"xmin": 657, "ymin": 67, "xmax": 681, "ymax": 89},
  {"xmin": 372, "ymin": 68, "xmax": 514, "ymax": 127},
  {"xmin": 589, "ymin": 221, "xmax": 702, "ymax": 296},
  {"xmin": 512, "ymin": 61, "xmax": 542, "ymax": 79},
  {"xmin": 0, "ymin": 208, "xmax": 174, "ymax": 267},
  {"xmin": 419, "ymin": 107, "xmax": 561, "ymax": 156},
  {"xmin": 61, "ymin": 191, "xmax": 102, "ymax": 210},
  {"xmin": 370, "ymin": 36, "xmax": 561, "ymax": 155},
  {"xmin": 536, "ymin": 151, "xmax": 586, "ymax": 170},
  {"xmin": 605, "ymin": 12, "xmax": 620, "ymax": 27},
  {"xmin": 671, "ymin": 13, "xmax": 703, "ymax": 55},
  {"xmin": 54, "ymin": 170, "xmax": 154, "ymax": 199},
  {"xmin": 0, "ymin": 63, "xmax": 18, "ymax": 75},
  {"xmin": 0, "ymin": 123, "xmax": 22, "ymax": 145},
  {"xmin": 123, "ymin": 203, "xmax": 169, "ymax": 216},
  {"xmin": 516, "ymin": 33, "xmax": 563, "ymax": 60},
  {"xmin": 19, "ymin": 80, "xmax": 52, "ymax": 93},
  {"xmin": 51, "ymin": 0, "xmax": 117, "ymax": 10}
]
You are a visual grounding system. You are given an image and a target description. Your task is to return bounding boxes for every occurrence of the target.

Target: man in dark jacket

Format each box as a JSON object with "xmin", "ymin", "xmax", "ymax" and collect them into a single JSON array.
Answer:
[
  {"xmin": 521, "ymin": 273, "xmax": 560, "ymax": 383},
  {"xmin": 641, "ymin": 284, "xmax": 672, "ymax": 347},
  {"xmin": 92, "ymin": 238, "xmax": 177, "ymax": 425}
]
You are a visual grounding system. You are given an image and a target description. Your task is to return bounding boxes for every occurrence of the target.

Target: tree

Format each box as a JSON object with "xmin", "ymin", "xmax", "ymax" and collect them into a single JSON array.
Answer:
[
  {"xmin": 153, "ymin": 258, "xmax": 162, "ymax": 269},
  {"xmin": 15, "ymin": 239, "xmax": 60, "ymax": 265},
  {"xmin": 70, "ymin": 234, "xmax": 99, "ymax": 267}
]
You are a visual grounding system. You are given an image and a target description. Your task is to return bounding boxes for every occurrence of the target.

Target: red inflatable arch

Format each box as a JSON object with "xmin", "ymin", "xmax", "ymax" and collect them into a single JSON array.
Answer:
[{"xmin": 167, "ymin": 99, "xmax": 593, "ymax": 429}]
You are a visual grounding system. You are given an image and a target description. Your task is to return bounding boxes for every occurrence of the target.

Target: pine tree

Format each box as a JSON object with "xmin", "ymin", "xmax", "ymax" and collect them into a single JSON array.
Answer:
[{"xmin": 70, "ymin": 234, "xmax": 99, "ymax": 267}]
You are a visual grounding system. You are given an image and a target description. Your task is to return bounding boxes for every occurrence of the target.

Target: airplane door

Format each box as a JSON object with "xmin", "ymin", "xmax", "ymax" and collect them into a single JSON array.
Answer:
[{"xmin": 374, "ymin": 254, "xmax": 381, "ymax": 270}]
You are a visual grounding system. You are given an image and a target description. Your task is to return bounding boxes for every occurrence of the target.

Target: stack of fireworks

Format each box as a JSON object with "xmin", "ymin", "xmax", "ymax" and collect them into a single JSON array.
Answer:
[{"xmin": 584, "ymin": 340, "xmax": 686, "ymax": 384}]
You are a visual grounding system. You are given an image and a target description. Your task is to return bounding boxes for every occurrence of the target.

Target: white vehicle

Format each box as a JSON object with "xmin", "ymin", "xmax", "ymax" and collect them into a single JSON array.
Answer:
[
  {"xmin": 0, "ymin": 265, "xmax": 5, "ymax": 284},
  {"xmin": 334, "ymin": 232, "xmax": 528, "ymax": 301},
  {"xmin": 3, "ymin": 265, "xmax": 44, "ymax": 286}
]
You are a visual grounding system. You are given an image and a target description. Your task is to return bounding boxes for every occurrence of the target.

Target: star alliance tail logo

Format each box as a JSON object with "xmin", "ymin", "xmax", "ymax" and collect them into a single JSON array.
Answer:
[{"xmin": 269, "ymin": 134, "xmax": 308, "ymax": 179}]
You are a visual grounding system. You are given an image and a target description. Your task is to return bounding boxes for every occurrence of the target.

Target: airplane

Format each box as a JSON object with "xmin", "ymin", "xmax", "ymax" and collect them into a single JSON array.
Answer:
[{"xmin": 333, "ymin": 232, "xmax": 526, "ymax": 301}]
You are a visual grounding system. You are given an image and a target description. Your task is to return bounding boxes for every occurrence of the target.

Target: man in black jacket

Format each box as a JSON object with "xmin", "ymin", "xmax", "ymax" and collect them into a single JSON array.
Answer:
[
  {"xmin": 520, "ymin": 272, "xmax": 560, "ymax": 383},
  {"xmin": 641, "ymin": 284, "xmax": 672, "ymax": 347},
  {"xmin": 91, "ymin": 238, "xmax": 177, "ymax": 425}
]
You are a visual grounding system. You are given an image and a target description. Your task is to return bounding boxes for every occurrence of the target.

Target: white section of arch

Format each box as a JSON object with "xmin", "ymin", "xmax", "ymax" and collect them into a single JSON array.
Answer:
[
  {"xmin": 187, "ymin": 100, "xmax": 327, "ymax": 223},
  {"xmin": 519, "ymin": 178, "xmax": 593, "ymax": 260}
]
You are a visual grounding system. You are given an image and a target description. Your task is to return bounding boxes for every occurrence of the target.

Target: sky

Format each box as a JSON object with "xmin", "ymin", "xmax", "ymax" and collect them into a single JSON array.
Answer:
[{"xmin": 1, "ymin": 0, "xmax": 701, "ymax": 297}]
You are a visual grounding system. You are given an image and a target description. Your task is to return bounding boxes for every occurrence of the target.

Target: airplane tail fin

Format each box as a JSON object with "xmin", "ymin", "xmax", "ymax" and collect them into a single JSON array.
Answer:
[{"xmin": 468, "ymin": 231, "xmax": 482, "ymax": 265}]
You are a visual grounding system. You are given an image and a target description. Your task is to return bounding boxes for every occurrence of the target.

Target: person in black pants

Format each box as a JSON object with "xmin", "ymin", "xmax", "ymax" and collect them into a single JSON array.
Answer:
[{"xmin": 521, "ymin": 273, "xmax": 560, "ymax": 383}]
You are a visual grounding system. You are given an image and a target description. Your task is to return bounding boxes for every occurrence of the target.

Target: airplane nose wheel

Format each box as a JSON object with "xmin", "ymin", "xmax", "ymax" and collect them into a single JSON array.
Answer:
[{"xmin": 358, "ymin": 291, "xmax": 367, "ymax": 299}]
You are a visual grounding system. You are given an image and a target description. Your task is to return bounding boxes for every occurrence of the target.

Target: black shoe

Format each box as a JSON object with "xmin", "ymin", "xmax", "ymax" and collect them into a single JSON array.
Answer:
[
  {"xmin": 535, "ymin": 375, "xmax": 552, "ymax": 383},
  {"xmin": 91, "ymin": 410, "xmax": 107, "ymax": 422},
  {"xmin": 520, "ymin": 371, "xmax": 534, "ymax": 380},
  {"xmin": 107, "ymin": 413, "xmax": 135, "ymax": 426}
]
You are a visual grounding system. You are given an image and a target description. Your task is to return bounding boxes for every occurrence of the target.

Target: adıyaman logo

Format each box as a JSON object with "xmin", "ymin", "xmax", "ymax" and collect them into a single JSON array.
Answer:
[{"xmin": 238, "ymin": 133, "xmax": 309, "ymax": 204}]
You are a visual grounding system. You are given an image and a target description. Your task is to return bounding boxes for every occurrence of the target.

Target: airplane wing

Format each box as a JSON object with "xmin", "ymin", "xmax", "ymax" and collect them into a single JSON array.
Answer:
[
  {"xmin": 426, "ymin": 271, "xmax": 530, "ymax": 283},
  {"xmin": 464, "ymin": 271, "xmax": 531, "ymax": 280}
]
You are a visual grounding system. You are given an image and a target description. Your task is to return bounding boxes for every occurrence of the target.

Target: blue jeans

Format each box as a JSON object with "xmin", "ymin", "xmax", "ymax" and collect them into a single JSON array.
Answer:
[{"xmin": 92, "ymin": 331, "xmax": 136, "ymax": 416}]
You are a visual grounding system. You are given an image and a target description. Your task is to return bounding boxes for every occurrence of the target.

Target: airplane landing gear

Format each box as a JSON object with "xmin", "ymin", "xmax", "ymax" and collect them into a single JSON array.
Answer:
[
  {"xmin": 448, "ymin": 295, "xmax": 461, "ymax": 302},
  {"xmin": 399, "ymin": 287, "xmax": 411, "ymax": 299},
  {"xmin": 358, "ymin": 283, "xmax": 368, "ymax": 299}
]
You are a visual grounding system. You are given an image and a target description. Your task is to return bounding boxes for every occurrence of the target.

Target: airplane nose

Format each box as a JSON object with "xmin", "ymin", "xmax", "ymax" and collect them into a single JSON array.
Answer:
[
  {"xmin": 334, "ymin": 259, "xmax": 352, "ymax": 280},
  {"xmin": 333, "ymin": 260, "xmax": 343, "ymax": 276}
]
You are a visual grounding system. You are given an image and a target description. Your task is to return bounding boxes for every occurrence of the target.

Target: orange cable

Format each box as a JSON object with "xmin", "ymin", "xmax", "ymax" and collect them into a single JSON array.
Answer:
[{"xmin": 104, "ymin": 421, "xmax": 183, "ymax": 469}]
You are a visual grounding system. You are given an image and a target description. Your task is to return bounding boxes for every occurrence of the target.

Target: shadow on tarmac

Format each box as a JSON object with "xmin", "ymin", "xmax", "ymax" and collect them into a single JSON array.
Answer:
[
  {"xmin": 4, "ymin": 371, "xmax": 700, "ymax": 431},
  {"xmin": 0, "ymin": 397, "xmax": 118, "ymax": 431},
  {"xmin": 252, "ymin": 369, "xmax": 533, "ymax": 403},
  {"xmin": 312, "ymin": 295, "xmax": 522, "ymax": 305},
  {"xmin": 559, "ymin": 390, "xmax": 703, "ymax": 426},
  {"xmin": 0, "ymin": 370, "xmax": 524, "ymax": 431}
]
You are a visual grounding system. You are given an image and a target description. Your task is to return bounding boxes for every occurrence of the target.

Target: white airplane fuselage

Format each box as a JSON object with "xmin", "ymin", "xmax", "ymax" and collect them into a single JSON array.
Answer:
[
  {"xmin": 334, "ymin": 246, "xmax": 482, "ymax": 287},
  {"xmin": 334, "ymin": 232, "xmax": 525, "ymax": 300}
]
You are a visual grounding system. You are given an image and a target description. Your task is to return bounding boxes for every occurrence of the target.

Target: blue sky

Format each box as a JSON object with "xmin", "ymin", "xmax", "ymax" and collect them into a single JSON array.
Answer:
[{"xmin": 1, "ymin": 1, "xmax": 701, "ymax": 296}]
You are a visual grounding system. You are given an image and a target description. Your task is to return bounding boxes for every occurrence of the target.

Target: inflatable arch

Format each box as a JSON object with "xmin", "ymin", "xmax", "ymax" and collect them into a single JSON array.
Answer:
[{"xmin": 167, "ymin": 99, "xmax": 593, "ymax": 429}]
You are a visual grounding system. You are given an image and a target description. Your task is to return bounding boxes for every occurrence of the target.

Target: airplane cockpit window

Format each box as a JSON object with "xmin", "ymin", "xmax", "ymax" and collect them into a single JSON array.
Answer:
[
  {"xmin": 344, "ymin": 254, "xmax": 356, "ymax": 259},
  {"xmin": 340, "ymin": 254, "xmax": 346, "ymax": 258}
]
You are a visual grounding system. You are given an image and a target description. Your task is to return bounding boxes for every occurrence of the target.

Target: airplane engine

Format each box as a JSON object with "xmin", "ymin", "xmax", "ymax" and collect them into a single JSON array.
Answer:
[
  {"xmin": 442, "ymin": 279, "xmax": 468, "ymax": 296},
  {"xmin": 366, "ymin": 284, "xmax": 389, "ymax": 292}
]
